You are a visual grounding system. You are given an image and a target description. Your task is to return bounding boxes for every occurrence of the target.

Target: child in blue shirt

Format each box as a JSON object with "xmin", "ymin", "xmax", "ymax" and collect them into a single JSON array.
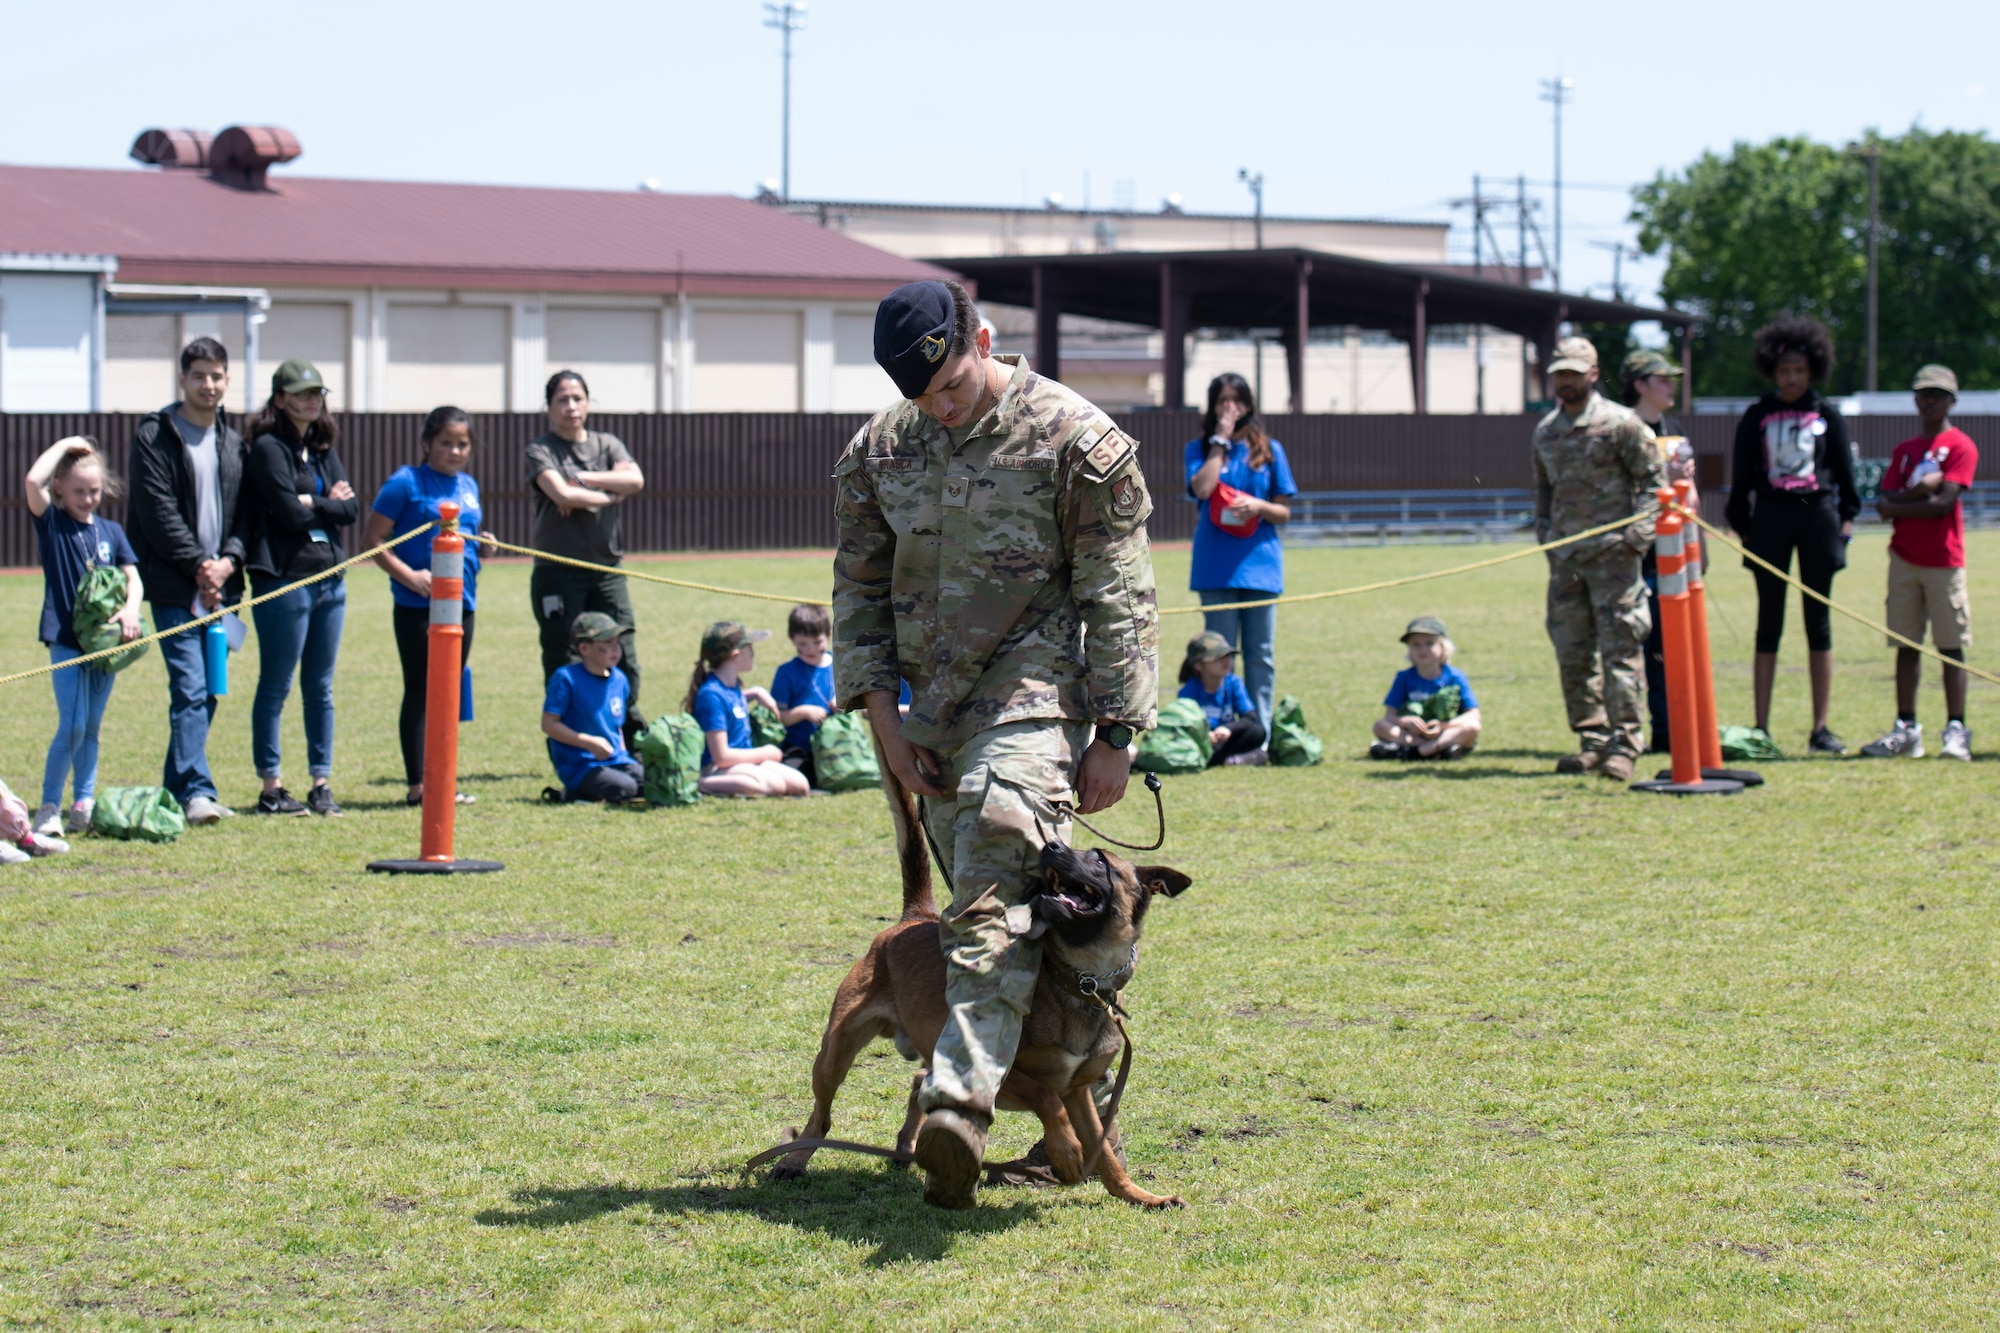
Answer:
[
  {"xmin": 26, "ymin": 437, "xmax": 141, "ymax": 844},
  {"xmin": 1178, "ymin": 631, "xmax": 1268, "ymax": 766},
  {"xmin": 685, "ymin": 621, "xmax": 809, "ymax": 798},
  {"xmin": 769, "ymin": 604, "xmax": 835, "ymax": 788},
  {"xmin": 541, "ymin": 613, "xmax": 642, "ymax": 801},
  {"xmin": 1371, "ymin": 615, "xmax": 1482, "ymax": 761}
]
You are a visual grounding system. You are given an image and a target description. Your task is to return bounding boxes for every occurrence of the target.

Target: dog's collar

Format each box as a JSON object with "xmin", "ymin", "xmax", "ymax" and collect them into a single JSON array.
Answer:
[{"xmin": 1066, "ymin": 941, "xmax": 1137, "ymax": 1005}]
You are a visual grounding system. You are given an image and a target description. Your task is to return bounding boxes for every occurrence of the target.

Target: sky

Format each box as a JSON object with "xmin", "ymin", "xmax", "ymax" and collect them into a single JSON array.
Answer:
[{"xmin": 8, "ymin": 0, "xmax": 1998, "ymax": 306}]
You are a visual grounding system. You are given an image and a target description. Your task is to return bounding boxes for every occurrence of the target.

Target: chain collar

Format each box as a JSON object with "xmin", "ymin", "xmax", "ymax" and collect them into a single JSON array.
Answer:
[{"xmin": 1067, "ymin": 940, "xmax": 1137, "ymax": 1007}]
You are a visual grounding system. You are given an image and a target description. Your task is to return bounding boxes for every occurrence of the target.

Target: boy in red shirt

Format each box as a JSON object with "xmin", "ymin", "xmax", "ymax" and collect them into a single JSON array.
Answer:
[{"xmin": 1862, "ymin": 364, "xmax": 1978, "ymax": 761}]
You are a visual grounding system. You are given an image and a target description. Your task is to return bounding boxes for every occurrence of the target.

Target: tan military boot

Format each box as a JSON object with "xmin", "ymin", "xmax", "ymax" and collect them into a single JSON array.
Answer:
[
  {"xmin": 1599, "ymin": 752, "xmax": 1635, "ymax": 781},
  {"xmin": 1555, "ymin": 750, "xmax": 1603, "ymax": 775},
  {"xmin": 915, "ymin": 1107, "xmax": 988, "ymax": 1209}
]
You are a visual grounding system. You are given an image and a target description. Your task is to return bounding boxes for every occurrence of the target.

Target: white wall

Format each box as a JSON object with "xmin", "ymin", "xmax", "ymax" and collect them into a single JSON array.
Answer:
[
  {"xmin": 691, "ymin": 309, "xmax": 801, "ymax": 411},
  {"xmin": 262, "ymin": 302, "xmax": 351, "ymax": 407},
  {"xmin": 547, "ymin": 306, "xmax": 659, "ymax": 412},
  {"xmin": 0, "ymin": 271, "xmax": 97, "ymax": 411},
  {"xmin": 384, "ymin": 303, "xmax": 509, "ymax": 411},
  {"xmin": 831, "ymin": 310, "xmax": 898, "ymax": 412},
  {"xmin": 104, "ymin": 312, "xmax": 179, "ymax": 411}
]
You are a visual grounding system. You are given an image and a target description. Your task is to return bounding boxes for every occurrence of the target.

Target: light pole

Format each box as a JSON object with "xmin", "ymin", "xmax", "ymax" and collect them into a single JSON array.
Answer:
[
  {"xmin": 1862, "ymin": 144, "xmax": 1880, "ymax": 392},
  {"xmin": 763, "ymin": 2, "xmax": 807, "ymax": 203},
  {"xmin": 1538, "ymin": 76, "xmax": 1573, "ymax": 292},
  {"xmin": 1238, "ymin": 168, "xmax": 1264, "ymax": 249}
]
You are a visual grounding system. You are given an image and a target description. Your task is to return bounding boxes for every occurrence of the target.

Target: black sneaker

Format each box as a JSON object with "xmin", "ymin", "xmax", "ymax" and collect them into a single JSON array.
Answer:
[
  {"xmin": 1368, "ymin": 741, "xmax": 1407, "ymax": 760},
  {"xmin": 254, "ymin": 787, "xmax": 308, "ymax": 816},
  {"xmin": 305, "ymin": 785, "xmax": 343, "ymax": 817},
  {"xmin": 1808, "ymin": 726, "xmax": 1847, "ymax": 756}
]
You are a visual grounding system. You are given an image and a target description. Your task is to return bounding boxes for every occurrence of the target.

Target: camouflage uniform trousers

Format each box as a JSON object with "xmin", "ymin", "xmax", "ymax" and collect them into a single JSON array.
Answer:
[
  {"xmin": 918, "ymin": 718, "xmax": 1091, "ymax": 1118},
  {"xmin": 1546, "ymin": 549, "xmax": 1652, "ymax": 757}
]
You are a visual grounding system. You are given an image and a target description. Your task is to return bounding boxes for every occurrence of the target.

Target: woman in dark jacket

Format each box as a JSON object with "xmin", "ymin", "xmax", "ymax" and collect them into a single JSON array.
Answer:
[
  {"xmin": 242, "ymin": 359, "xmax": 359, "ymax": 816},
  {"xmin": 1724, "ymin": 315, "xmax": 1861, "ymax": 754}
]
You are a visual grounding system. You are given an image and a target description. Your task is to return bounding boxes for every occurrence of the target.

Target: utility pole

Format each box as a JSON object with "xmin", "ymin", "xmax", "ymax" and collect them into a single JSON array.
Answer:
[
  {"xmin": 1588, "ymin": 239, "xmax": 1639, "ymax": 302},
  {"xmin": 1863, "ymin": 144, "xmax": 1880, "ymax": 392},
  {"xmin": 1473, "ymin": 175, "xmax": 1485, "ymax": 414},
  {"xmin": 1238, "ymin": 168, "xmax": 1264, "ymax": 249},
  {"xmin": 1538, "ymin": 76, "xmax": 1573, "ymax": 292},
  {"xmin": 1517, "ymin": 174, "xmax": 1529, "ymax": 286},
  {"xmin": 763, "ymin": 2, "xmax": 807, "ymax": 203}
]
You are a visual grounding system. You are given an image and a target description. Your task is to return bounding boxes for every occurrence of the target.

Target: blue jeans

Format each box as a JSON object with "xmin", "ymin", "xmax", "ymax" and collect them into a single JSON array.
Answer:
[
  {"xmin": 42, "ymin": 645, "xmax": 116, "ymax": 807},
  {"xmin": 251, "ymin": 578, "xmax": 347, "ymax": 780},
  {"xmin": 154, "ymin": 602, "xmax": 219, "ymax": 804},
  {"xmin": 1199, "ymin": 587, "xmax": 1279, "ymax": 742}
]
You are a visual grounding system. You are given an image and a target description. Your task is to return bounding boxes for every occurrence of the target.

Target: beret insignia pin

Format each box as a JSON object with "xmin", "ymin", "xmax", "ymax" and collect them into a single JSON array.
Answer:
[{"xmin": 920, "ymin": 334, "xmax": 946, "ymax": 363}]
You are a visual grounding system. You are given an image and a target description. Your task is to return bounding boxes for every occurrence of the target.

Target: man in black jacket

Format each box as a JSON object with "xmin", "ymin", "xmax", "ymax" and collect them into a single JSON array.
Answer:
[{"xmin": 126, "ymin": 336, "xmax": 249, "ymax": 825}]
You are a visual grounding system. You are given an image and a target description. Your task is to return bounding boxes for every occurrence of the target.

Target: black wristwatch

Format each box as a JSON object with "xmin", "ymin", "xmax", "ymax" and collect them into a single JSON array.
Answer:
[{"xmin": 1096, "ymin": 723, "xmax": 1135, "ymax": 750}]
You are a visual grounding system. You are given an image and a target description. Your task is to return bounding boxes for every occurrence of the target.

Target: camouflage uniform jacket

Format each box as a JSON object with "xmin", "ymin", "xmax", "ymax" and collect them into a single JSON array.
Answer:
[
  {"xmin": 1531, "ymin": 392, "xmax": 1666, "ymax": 563},
  {"xmin": 832, "ymin": 354, "xmax": 1160, "ymax": 753}
]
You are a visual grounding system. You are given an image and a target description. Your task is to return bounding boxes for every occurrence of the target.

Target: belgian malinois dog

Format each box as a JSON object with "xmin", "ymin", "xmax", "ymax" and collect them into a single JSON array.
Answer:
[{"xmin": 767, "ymin": 764, "xmax": 1191, "ymax": 1208}]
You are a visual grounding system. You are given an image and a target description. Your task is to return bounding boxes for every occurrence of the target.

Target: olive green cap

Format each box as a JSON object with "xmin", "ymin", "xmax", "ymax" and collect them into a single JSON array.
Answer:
[
  {"xmin": 701, "ymin": 620, "xmax": 770, "ymax": 663},
  {"xmin": 1912, "ymin": 364, "xmax": 1959, "ymax": 395},
  {"xmin": 1400, "ymin": 615, "xmax": 1448, "ymax": 642},
  {"xmin": 1184, "ymin": 631, "xmax": 1236, "ymax": 664},
  {"xmin": 1547, "ymin": 336, "xmax": 1598, "ymax": 375},
  {"xmin": 271, "ymin": 358, "xmax": 325, "ymax": 394},
  {"xmin": 570, "ymin": 611, "xmax": 622, "ymax": 644},
  {"xmin": 1620, "ymin": 348, "xmax": 1682, "ymax": 381}
]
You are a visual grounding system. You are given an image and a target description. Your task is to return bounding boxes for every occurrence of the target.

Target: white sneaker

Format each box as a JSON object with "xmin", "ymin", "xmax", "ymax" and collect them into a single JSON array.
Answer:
[
  {"xmin": 65, "ymin": 800, "xmax": 93, "ymax": 834},
  {"xmin": 0, "ymin": 843, "xmax": 30, "ymax": 865},
  {"xmin": 1940, "ymin": 720, "xmax": 1972, "ymax": 762},
  {"xmin": 30, "ymin": 803, "xmax": 62, "ymax": 837},
  {"xmin": 19, "ymin": 832, "xmax": 69, "ymax": 856},
  {"xmin": 1860, "ymin": 720, "xmax": 1924, "ymax": 758},
  {"xmin": 184, "ymin": 796, "xmax": 234, "ymax": 825}
]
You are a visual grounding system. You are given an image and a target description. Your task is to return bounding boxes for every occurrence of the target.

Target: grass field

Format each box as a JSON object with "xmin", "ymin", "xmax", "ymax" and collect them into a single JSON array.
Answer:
[{"xmin": 2, "ymin": 529, "xmax": 1997, "ymax": 1330}]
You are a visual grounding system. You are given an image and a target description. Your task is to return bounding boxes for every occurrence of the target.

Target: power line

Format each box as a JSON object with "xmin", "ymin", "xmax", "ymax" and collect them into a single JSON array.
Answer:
[{"xmin": 762, "ymin": 2, "xmax": 807, "ymax": 203}]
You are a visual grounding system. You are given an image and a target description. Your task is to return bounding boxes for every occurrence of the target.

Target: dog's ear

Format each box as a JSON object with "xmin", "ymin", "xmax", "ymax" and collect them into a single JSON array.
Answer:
[{"xmin": 1135, "ymin": 866, "xmax": 1192, "ymax": 898}]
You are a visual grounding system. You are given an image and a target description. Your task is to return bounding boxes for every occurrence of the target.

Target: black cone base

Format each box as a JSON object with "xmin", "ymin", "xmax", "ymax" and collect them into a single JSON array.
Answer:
[
  {"xmin": 1656, "ymin": 766, "xmax": 1764, "ymax": 787},
  {"xmin": 1629, "ymin": 778, "xmax": 1745, "ymax": 796},
  {"xmin": 367, "ymin": 857, "xmax": 505, "ymax": 874}
]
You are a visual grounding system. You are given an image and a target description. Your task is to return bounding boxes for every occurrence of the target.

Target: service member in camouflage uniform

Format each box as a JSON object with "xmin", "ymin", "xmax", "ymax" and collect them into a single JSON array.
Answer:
[
  {"xmin": 832, "ymin": 279, "xmax": 1159, "ymax": 1208},
  {"xmin": 1531, "ymin": 336, "xmax": 1666, "ymax": 780}
]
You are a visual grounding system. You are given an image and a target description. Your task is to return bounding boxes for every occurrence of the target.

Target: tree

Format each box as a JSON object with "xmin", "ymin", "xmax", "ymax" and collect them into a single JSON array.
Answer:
[{"xmin": 1631, "ymin": 128, "xmax": 2000, "ymax": 398}]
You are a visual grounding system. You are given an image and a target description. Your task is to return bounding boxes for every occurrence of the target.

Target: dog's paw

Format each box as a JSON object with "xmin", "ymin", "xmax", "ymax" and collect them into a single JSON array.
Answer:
[
  {"xmin": 768, "ymin": 1162, "xmax": 808, "ymax": 1182},
  {"xmin": 1138, "ymin": 1193, "xmax": 1186, "ymax": 1210}
]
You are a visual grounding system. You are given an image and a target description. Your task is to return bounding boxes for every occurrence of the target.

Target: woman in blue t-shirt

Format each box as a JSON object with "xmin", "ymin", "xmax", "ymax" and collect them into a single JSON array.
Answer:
[
  {"xmin": 363, "ymin": 406, "xmax": 498, "ymax": 806},
  {"xmin": 24, "ymin": 437, "xmax": 142, "ymax": 842},
  {"xmin": 682, "ymin": 621, "xmax": 809, "ymax": 798},
  {"xmin": 1184, "ymin": 373, "xmax": 1297, "ymax": 746}
]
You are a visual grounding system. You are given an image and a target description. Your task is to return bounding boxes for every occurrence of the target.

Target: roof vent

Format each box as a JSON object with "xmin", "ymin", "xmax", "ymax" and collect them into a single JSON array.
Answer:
[
  {"xmin": 208, "ymin": 125, "xmax": 302, "ymax": 191},
  {"xmin": 130, "ymin": 129, "xmax": 214, "ymax": 170}
]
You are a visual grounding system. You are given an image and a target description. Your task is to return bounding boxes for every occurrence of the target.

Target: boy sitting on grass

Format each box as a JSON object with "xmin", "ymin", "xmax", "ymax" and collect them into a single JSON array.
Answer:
[
  {"xmin": 1178, "ymin": 631, "xmax": 1268, "ymax": 766},
  {"xmin": 1370, "ymin": 615, "xmax": 1482, "ymax": 761},
  {"xmin": 687, "ymin": 621, "xmax": 810, "ymax": 798},
  {"xmin": 768, "ymin": 604, "xmax": 835, "ymax": 788},
  {"xmin": 542, "ymin": 612, "xmax": 643, "ymax": 802}
]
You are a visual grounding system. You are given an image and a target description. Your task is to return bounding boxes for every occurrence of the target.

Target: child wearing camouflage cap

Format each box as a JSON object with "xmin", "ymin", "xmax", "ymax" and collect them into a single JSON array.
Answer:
[
  {"xmin": 683, "ymin": 621, "xmax": 809, "ymax": 798},
  {"xmin": 1370, "ymin": 616, "xmax": 1482, "ymax": 760},
  {"xmin": 540, "ymin": 612, "xmax": 642, "ymax": 802}
]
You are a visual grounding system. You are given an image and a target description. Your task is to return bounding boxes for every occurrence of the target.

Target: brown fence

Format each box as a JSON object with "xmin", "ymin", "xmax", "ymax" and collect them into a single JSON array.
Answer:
[{"xmin": 4, "ymin": 410, "xmax": 1994, "ymax": 567}]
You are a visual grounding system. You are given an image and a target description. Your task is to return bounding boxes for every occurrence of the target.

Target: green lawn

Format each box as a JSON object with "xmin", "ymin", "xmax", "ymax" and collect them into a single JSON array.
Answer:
[{"xmin": 1, "ymin": 531, "xmax": 1995, "ymax": 1330}]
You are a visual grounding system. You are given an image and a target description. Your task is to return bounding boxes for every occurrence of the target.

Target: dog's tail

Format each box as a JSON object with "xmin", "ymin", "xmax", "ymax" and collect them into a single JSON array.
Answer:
[{"xmin": 872, "ymin": 728, "xmax": 938, "ymax": 922}]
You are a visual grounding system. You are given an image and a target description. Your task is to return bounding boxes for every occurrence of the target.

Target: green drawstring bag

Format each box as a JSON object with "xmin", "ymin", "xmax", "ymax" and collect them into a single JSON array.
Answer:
[
  {"xmin": 1719, "ymin": 725, "xmax": 1783, "ymax": 762},
  {"xmin": 749, "ymin": 701, "xmax": 788, "ymax": 749},
  {"xmin": 633, "ymin": 713, "xmax": 705, "ymax": 807},
  {"xmin": 71, "ymin": 565, "xmax": 150, "ymax": 674},
  {"xmin": 1406, "ymin": 684, "xmax": 1463, "ymax": 724},
  {"xmin": 1135, "ymin": 698, "xmax": 1213, "ymax": 775},
  {"xmin": 1268, "ymin": 694, "xmax": 1325, "ymax": 767},
  {"xmin": 89, "ymin": 786, "xmax": 185, "ymax": 843},
  {"xmin": 812, "ymin": 710, "xmax": 882, "ymax": 793}
]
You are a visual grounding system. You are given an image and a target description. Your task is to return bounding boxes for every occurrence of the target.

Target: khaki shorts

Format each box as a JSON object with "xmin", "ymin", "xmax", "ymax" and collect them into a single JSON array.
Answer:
[{"xmin": 1885, "ymin": 551, "xmax": 1970, "ymax": 651}]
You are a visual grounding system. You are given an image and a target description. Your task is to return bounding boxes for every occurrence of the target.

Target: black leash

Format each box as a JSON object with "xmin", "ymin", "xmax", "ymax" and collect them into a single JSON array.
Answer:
[{"xmin": 1057, "ymin": 771, "xmax": 1166, "ymax": 852}]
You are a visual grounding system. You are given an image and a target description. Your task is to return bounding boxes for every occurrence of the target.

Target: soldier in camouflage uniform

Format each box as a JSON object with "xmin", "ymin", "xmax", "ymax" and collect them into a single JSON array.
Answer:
[
  {"xmin": 1531, "ymin": 336, "xmax": 1666, "ymax": 781},
  {"xmin": 832, "ymin": 279, "xmax": 1159, "ymax": 1208}
]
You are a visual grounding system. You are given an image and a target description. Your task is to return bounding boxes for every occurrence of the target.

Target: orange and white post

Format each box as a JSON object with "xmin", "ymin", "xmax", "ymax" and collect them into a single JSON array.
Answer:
[
  {"xmin": 1631, "ymin": 499, "xmax": 1743, "ymax": 796},
  {"xmin": 1672, "ymin": 480, "xmax": 1726, "ymax": 774},
  {"xmin": 367, "ymin": 501, "xmax": 504, "ymax": 873}
]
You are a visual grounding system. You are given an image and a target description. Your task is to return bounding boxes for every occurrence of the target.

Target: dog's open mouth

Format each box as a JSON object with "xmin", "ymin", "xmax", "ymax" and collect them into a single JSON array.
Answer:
[{"xmin": 1034, "ymin": 841, "xmax": 1114, "ymax": 924}]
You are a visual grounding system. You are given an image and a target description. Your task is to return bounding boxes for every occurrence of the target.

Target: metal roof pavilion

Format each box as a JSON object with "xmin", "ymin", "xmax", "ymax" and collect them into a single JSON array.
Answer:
[{"xmin": 940, "ymin": 246, "xmax": 1695, "ymax": 413}]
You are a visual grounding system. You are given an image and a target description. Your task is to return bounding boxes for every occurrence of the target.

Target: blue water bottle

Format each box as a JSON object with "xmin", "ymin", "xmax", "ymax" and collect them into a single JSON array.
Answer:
[
  {"xmin": 204, "ymin": 621, "xmax": 228, "ymax": 697},
  {"xmin": 459, "ymin": 666, "xmax": 474, "ymax": 722}
]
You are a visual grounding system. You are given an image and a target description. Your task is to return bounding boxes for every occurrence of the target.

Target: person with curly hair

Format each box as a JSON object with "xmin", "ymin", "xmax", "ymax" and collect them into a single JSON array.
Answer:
[{"xmin": 1723, "ymin": 315, "xmax": 1861, "ymax": 754}]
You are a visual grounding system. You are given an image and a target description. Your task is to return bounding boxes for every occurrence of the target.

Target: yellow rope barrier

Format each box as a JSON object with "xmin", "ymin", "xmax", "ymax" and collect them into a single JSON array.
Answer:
[
  {"xmin": 1681, "ymin": 507, "xmax": 2000, "ymax": 688},
  {"xmin": 0, "ymin": 523, "xmax": 437, "ymax": 688},
  {"xmin": 478, "ymin": 537, "xmax": 833, "ymax": 606}
]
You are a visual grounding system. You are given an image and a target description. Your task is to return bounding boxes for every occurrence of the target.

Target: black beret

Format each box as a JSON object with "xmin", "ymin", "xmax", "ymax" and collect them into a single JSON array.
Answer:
[{"xmin": 874, "ymin": 280, "xmax": 955, "ymax": 400}]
